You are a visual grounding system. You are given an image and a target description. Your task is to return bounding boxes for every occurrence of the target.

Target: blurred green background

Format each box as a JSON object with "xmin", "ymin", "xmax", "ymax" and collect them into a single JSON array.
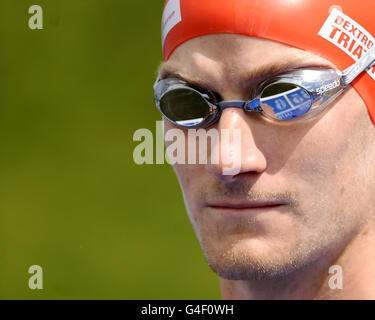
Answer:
[{"xmin": 0, "ymin": 0, "xmax": 219, "ymax": 299}]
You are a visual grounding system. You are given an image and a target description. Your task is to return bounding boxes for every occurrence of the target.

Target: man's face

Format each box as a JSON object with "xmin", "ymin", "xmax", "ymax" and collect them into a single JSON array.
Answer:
[{"xmin": 160, "ymin": 34, "xmax": 375, "ymax": 280}]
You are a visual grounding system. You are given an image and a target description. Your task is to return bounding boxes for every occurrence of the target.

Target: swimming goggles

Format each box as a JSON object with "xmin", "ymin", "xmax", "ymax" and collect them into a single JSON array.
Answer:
[{"xmin": 154, "ymin": 46, "xmax": 375, "ymax": 128}]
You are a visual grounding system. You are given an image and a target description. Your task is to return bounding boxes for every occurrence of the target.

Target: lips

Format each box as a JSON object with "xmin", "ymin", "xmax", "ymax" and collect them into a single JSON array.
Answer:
[{"xmin": 206, "ymin": 201, "xmax": 287, "ymax": 209}]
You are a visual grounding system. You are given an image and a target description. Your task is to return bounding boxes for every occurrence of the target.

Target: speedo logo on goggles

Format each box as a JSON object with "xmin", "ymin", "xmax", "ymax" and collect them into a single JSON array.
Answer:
[
  {"xmin": 316, "ymin": 79, "xmax": 341, "ymax": 95},
  {"xmin": 319, "ymin": 8, "xmax": 375, "ymax": 80}
]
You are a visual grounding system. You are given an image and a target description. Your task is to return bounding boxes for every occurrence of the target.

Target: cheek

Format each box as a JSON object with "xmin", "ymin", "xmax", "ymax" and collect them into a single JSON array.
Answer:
[
  {"xmin": 172, "ymin": 162, "xmax": 211, "ymax": 235},
  {"xmin": 279, "ymin": 94, "xmax": 361, "ymax": 184},
  {"xmin": 276, "ymin": 96, "xmax": 370, "ymax": 221},
  {"xmin": 291, "ymin": 134, "xmax": 349, "ymax": 182},
  {"xmin": 163, "ymin": 119, "xmax": 209, "ymax": 217},
  {"xmin": 173, "ymin": 163, "xmax": 207, "ymax": 207}
]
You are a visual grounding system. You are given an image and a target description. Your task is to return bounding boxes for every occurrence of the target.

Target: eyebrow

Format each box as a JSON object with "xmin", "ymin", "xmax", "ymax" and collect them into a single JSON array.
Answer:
[{"xmin": 157, "ymin": 56, "xmax": 335, "ymax": 93}]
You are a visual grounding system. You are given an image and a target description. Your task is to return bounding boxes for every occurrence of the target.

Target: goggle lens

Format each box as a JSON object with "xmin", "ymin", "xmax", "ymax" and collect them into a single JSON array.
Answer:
[
  {"xmin": 260, "ymin": 83, "xmax": 313, "ymax": 121},
  {"xmin": 160, "ymin": 88, "xmax": 211, "ymax": 127}
]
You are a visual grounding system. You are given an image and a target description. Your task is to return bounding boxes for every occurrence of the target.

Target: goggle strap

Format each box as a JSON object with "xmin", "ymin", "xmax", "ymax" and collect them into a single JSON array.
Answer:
[
  {"xmin": 342, "ymin": 46, "xmax": 375, "ymax": 85},
  {"xmin": 153, "ymin": 75, "xmax": 161, "ymax": 90}
]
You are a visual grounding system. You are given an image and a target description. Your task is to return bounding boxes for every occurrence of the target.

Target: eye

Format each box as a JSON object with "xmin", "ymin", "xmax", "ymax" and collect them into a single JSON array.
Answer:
[{"xmin": 259, "ymin": 82, "xmax": 313, "ymax": 121}]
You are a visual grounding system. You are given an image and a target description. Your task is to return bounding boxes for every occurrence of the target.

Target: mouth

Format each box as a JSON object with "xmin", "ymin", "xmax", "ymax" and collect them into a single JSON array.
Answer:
[{"xmin": 206, "ymin": 201, "xmax": 287, "ymax": 210}]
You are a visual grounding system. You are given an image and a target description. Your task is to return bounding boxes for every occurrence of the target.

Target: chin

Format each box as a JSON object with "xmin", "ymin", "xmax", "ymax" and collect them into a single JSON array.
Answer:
[{"xmin": 200, "ymin": 237, "xmax": 320, "ymax": 281}]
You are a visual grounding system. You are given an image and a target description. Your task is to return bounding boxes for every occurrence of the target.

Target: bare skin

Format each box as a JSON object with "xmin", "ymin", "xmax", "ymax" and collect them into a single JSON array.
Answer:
[{"xmin": 158, "ymin": 34, "xmax": 375, "ymax": 299}]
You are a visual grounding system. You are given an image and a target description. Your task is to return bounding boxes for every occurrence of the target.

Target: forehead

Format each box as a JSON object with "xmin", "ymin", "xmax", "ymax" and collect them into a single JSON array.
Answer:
[{"xmin": 158, "ymin": 34, "xmax": 336, "ymax": 93}]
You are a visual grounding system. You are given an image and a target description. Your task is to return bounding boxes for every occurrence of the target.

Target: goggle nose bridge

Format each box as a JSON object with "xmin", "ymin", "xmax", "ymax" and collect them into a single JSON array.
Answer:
[{"xmin": 218, "ymin": 99, "xmax": 262, "ymax": 112}]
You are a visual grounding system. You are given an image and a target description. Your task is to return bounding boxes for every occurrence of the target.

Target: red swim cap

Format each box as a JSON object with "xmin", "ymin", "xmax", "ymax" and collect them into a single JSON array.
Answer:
[{"xmin": 161, "ymin": 0, "xmax": 375, "ymax": 124}]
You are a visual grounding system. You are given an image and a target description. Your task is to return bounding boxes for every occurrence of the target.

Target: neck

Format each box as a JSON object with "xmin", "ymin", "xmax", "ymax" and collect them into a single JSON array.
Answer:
[{"xmin": 220, "ymin": 224, "xmax": 375, "ymax": 300}]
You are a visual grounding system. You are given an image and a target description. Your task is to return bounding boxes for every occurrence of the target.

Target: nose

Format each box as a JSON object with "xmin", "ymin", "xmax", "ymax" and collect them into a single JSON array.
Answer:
[{"xmin": 206, "ymin": 107, "xmax": 267, "ymax": 182}]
